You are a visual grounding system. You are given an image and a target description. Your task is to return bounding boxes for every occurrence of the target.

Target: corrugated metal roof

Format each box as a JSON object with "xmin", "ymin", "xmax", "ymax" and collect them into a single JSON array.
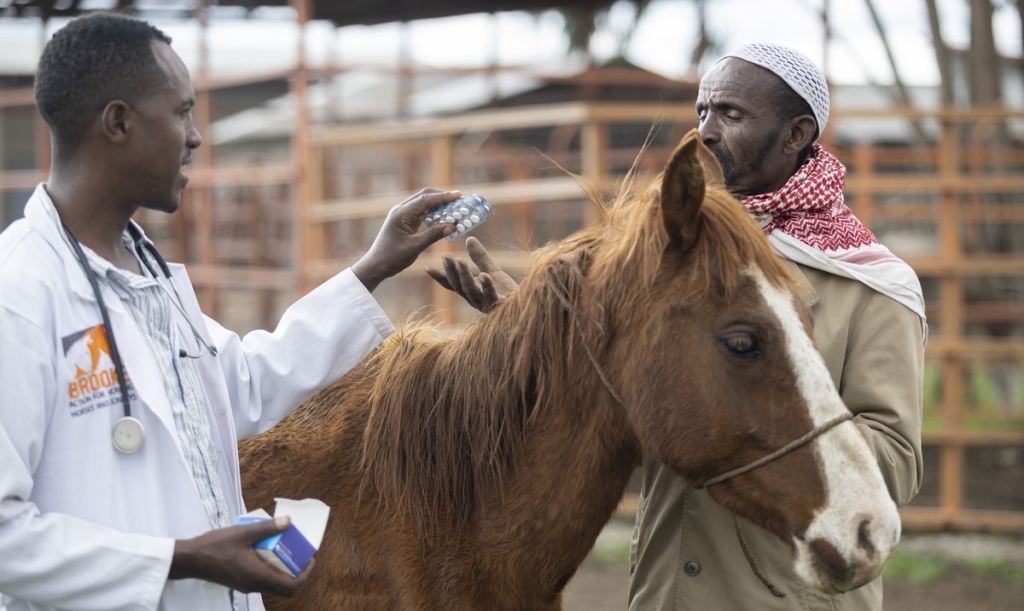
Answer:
[{"xmin": 1, "ymin": 0, "xmax": 616, "ymax": 24}]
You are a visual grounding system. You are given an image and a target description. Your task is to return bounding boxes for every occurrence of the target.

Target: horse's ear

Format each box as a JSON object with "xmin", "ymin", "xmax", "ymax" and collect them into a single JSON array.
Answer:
[
  {"xmin": 660, "ymin": 130, "xmax": 707, "ymax": 248},
  {"xmin": 695, "ymin": 137, "xmax": 725, "ymax": 189}
]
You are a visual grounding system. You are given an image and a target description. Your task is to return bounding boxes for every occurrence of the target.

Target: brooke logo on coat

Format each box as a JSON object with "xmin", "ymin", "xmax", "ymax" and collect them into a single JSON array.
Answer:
[{"xmin": 62, "ymin": 324, "xmax": 133, "ymax": 411}]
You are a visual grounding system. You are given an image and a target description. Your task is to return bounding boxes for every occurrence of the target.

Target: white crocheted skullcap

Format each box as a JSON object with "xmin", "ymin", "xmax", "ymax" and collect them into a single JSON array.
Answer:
[{"xmin": 721, "ymin": 43, "xmax": 830, "ymax": 139}]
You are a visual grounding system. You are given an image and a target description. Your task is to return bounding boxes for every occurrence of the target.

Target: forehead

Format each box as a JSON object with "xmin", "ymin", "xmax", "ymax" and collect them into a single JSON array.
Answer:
[
  {"xmin": 148, "ymin": 39, "xmax": 194, "ymax": 101},
  {"xmin": 697, "ymin": 58, "xmax": 778, "ymax": 106}
]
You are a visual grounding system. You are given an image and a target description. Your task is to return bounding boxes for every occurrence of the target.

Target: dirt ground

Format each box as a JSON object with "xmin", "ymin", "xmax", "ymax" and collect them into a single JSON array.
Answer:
[
  {"xmin": 883, "ymin": 567, "xmax": 1024, "ymax": 611},
  {"xmin": 564, "ymin": 561, "xmax": 1024, "ymax": 611},
  {"xmin": 561, "ymin": 526, "xmax": 1024, "ymax": 611},
  {"xmin": 563, "ymin": 445, "xmax": 1024, "ymax": 610}
]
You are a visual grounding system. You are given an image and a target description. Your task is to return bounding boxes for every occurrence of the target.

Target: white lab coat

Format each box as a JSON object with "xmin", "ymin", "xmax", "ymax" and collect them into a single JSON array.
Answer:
[{"xmin": 0, "ymin": 185, "xmax": 395, "ymax": 610}]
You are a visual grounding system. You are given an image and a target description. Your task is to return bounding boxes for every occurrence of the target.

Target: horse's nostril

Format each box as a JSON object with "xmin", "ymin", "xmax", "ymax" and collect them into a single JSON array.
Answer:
[
  {"xmin": 809, "ymin": 537, "xmax": 854, "ymax": 589},
  {"xmin": 857, "ymin": 518, "xmax": 875, "ymax": 558}
]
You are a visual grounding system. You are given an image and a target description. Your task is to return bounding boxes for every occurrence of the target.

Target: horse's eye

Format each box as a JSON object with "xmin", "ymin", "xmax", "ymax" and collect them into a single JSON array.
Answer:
[{"xmin": 720, "ymin": 333, "xmax": 761, "ymax": 358}]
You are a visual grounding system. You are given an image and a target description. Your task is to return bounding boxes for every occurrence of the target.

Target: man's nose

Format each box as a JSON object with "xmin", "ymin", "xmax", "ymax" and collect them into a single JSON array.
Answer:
[
  {"xmin": 698, "ymin": 114, "xmax": 720, "ymax": 146},
  {"xmin": 187, "ymin": 123, "xmax": 203, "ymax": 150}
]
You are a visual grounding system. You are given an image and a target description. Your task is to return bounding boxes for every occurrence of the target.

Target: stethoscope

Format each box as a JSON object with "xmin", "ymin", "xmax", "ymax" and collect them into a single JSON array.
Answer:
[{"xmin": 62, "ymin": 222, "xmax": 218, "ymax": 454}]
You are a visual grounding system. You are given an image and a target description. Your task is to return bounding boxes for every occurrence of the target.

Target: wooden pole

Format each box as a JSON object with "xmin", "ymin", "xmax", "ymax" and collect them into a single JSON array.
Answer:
[
  {"xmin": 821, "ymin": 0, "xmax": 830, "ymax": 86},
  {"xmin": 429, "ymin": 135, "xmax": 457, "ymax": 323},
  {"xmin": 580, "ymin": 119, "xmax": 607, "ymax": 224},
  {"xmin": 33, "ymin": 17, "xmax": 50, "ymax": 179},
  {"xmin": 399, "ymin": 21, "xmax": 411, "ymax": 119},
  {"xmin": 937, "ymin": 117, "xmax": 964, "ymax": 525},
  {"xmin": 194, "ymin": 4, "xmax": 218, "ymax": 318},
  {"xmin": 292, "ymin": 0, "xmax": 313, "ymax": 295},
  {"xmin": 851, "ymin": 143, "xmax": 873, "ymax": 228}
]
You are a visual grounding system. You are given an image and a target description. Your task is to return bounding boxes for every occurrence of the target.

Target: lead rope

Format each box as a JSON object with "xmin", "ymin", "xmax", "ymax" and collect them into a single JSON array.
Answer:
[
  {"xmin": 734, "ymin": 515, "xmax": 787, "ymax": 598},
  {"xmin": 694, "ymin": 413, "xmax": 853, "ymax": 490}
]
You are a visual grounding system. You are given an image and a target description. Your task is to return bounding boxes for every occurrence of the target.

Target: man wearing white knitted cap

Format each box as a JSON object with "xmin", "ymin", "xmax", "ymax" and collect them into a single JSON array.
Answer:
[{"xmin": 627, "ymin": 43, "xmax": 926, "ymax": 611}]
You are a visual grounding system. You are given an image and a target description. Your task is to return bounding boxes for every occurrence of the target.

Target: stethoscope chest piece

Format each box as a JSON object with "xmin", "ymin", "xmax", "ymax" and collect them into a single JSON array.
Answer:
[{"xmin": 112, "ymin": 416, "xmax": 146, "ymax": 453}]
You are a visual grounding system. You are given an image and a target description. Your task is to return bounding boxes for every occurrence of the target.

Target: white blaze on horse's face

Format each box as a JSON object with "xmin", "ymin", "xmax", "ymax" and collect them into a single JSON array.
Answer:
[{"xmin": 752, "ymin": 269, "xmax": 901, "ymax": 593}]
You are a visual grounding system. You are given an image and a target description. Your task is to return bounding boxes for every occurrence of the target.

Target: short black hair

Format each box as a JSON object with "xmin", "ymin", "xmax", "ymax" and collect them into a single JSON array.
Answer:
[
  {"xmin": 770, "ymin": 78, "xmax": 817, "ymax": 163},
  {"xmin": 34, "ymin": 12, "xmax": 172, "ymax": 148}
]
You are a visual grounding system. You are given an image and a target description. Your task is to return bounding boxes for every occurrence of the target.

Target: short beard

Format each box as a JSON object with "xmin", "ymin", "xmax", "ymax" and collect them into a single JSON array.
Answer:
[
  {"xmin": 706, "ymin": 142, "xmax": 736, "ymax": 187},
  {"xmin": 750, "ymin": 130, "xmax": 780, "ymax": 177},
  {"xmin": 708, "ymin": 130, "xmax": 782, "ymax": 197}
]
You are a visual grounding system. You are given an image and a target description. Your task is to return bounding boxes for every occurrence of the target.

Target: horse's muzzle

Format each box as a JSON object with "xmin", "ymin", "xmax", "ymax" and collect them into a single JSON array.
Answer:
[{"xmin": 802, "ymin": 514, "xmax": 900, "ymax": 593}]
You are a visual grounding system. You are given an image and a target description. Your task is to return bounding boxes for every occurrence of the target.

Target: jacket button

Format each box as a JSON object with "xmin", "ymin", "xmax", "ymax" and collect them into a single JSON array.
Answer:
[{"xmin": 684, "ymin": 560, "xmax": 701, "ymax": 576}]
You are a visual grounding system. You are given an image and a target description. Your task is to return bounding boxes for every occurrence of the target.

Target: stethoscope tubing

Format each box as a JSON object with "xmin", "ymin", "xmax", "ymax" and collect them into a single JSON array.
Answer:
[
  {"xmin": 61, "ymin": 222, "xmax": 217, "ymax": 452},
  {"xmin": 62, "ymin": 223, "xmax": 134, "ymax": 423},
  {"xmin": 126, "ymin": 224, "xmax": 217, "ymax": 360}
]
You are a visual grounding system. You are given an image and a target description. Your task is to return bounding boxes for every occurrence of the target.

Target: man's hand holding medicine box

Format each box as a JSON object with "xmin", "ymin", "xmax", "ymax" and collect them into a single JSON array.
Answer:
[{"xmin": 235, "ymin": 498, "xmax": 331, "ymax": 577}]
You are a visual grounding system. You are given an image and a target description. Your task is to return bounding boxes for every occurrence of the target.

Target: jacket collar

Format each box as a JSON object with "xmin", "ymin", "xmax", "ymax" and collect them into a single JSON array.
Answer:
[{"xmin": 24, "ymin": 183, "xmax": 158, "ymax": 302}]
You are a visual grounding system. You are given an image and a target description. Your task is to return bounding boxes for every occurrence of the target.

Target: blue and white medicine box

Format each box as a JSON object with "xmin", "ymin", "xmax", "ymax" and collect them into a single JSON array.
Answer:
[{"xmin": 234, "ymin": 497, "xmax": 330, "ymax": 577}]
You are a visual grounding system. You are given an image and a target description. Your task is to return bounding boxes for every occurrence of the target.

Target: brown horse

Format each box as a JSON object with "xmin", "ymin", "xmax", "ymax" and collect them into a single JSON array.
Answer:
[{"xmin": 239, "ymin": 131, "xmax": 899, "ymax": 610}]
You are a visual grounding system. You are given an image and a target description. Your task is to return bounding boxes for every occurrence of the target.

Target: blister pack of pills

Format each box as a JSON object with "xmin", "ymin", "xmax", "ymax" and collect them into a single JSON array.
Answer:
[{"xmin": 423, "ymin": 193, "xmax": 493, "ymax": 243}]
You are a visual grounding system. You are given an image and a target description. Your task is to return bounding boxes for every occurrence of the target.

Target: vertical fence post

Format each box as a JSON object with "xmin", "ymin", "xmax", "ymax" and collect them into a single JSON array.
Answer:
[
  {"xmin": 937, "ymin": 113, "xmax": 965, "ymax": 525},
  {"xmin": 291, "ymin": 0, "xmax": 312, "ymax": 296},
  {"xmin": 581, "ymin": 114, "xmax": 607, "ymax": 224},
  {"xmin": 852, "ymin": 143, "xmax": 873, "ymax": 229},
  {"xmin": 430, "ymin": 134, "xmax": 457, "ymax": 324},
  {"xmin": 194, "ymin": 6, "xmax": 218, "ymax": 318}
]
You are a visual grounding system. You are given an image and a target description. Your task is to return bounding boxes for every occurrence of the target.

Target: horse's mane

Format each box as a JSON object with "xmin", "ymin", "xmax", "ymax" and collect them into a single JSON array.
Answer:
[
  {"xmin": 358, "ymin": 167, "xmax": 799, "ymax": 533},
  {"xmin": 590, "ymin": 169, "xmax": 800, "ymax": 306}
]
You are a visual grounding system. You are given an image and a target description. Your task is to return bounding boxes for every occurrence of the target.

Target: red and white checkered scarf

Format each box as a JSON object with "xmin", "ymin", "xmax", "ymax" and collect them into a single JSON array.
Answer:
[{"xmin": 743, "ymin": 144, "xmax": 927, "ymax": 322}]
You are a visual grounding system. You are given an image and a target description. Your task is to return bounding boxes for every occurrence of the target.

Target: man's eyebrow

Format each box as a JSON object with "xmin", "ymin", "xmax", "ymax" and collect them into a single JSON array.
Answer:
[
  {"xmin": 697, "ymin": 99, "xmax": 743, "ymax": 112},
  {"xmin": 181, "ymin": 97, "xmax": 195, "ymax": 110}
]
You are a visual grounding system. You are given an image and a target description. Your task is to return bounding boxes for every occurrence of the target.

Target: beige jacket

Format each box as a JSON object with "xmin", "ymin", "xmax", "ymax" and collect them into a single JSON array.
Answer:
[{"xmin": 627, "ymin": 263, "xmax": 925, "ymax": 611}]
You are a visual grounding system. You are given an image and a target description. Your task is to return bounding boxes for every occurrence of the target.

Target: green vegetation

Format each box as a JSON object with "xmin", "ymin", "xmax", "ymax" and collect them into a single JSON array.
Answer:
[
  {"xmin": 884, "ymin": 550, "xmax": 1024, "ymax": 584},
  {"xmin": 921, "ymin": 362, "xmax": 1024, "ymax": 432},
  {"xmin": 967, "ymin": 364, "xmax": 1006, "ymax": 410},
  {"xmin": 883, "ymin": 550, "xmax": 948, "ymax": 583},
  {"xmin": 921, "ymin": 413, "xmax": 1024, "ymax": 433},
  {"xmin": 965, "ymin": 558, "xmax": 1024, "ymax": 582},
  {"xmin": 583, "ymin": 537, "xmax": 1024, "ymax": 586},
  {"xmin": 922, "ymin": 364, "xmax": 941, "ymax": 410},
  {"xmin": 588, "ymin": 538, "xmax": 632, "ymax": 566}
]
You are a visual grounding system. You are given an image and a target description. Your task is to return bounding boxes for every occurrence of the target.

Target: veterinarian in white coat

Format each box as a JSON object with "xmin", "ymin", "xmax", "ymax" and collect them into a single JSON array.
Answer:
[
  {"xmin": 0, "ymin": 13, "xmax": 459, "ymax": 610},
  {"xmin": 0, "ymin": 188, "xmax": 395, "ymax": 610}
]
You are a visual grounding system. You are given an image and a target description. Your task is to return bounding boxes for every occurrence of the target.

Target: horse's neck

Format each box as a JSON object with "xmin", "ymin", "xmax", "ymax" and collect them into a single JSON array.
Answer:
[
  {"xmin": 473, "ymin": 363, "xmax": 640, "ymax": 580},
  {"xmin": 449, "ymin": 275, "xmax": 641, "ymax": 568}
]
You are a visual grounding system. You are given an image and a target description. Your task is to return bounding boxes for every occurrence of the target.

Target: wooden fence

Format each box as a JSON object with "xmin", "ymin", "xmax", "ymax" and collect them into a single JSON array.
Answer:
[
  {"xmin": 299, "ymin": 103, "xmax": 1024, "ymax": 532},
  {"xmin": 833, "ymin": 107, "xmax": 1024, "ymax": 531}
]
